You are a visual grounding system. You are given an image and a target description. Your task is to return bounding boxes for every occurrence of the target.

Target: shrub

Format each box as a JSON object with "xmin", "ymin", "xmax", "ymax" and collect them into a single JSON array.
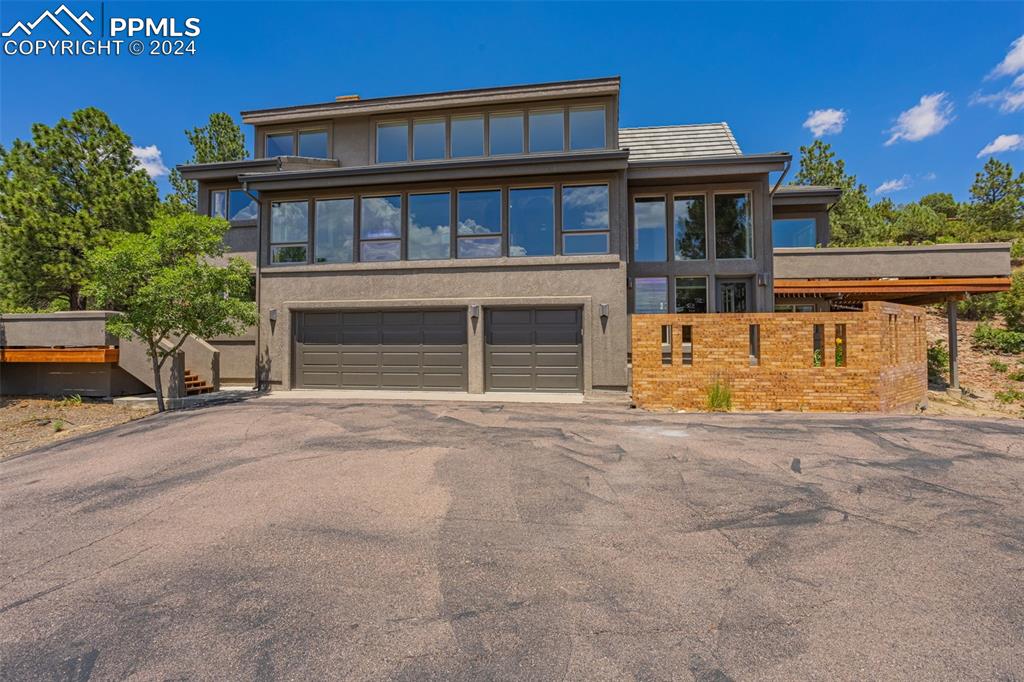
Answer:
[
  {"xmin": 927, "ymin": 340, "xmax": 949, "ymax": 381},
  {"xmin": 995, "ymin": 388, "xmax": 1024, "ymax": 404},
  {"xmin": 52, "ymin": 419, "xmax": 64, "ymax": 432},
  {"xmin": 958, "ymin": 293, "xmax": 1001, "ymax": 321},
  {"xmin": 705, "ymin": 380, "xmax": 733, "ymax": 412},
  {"xmin": 972, "ymin": 324, "xmax": 1024, "ymax": 354},
  {"xmin": 53, "ymin": 394, "xmax": 83, "ymax": 408},
  {"xmin": 1008, "ymin": 369, "xmax": 1024, "ymax": 382},
  {"xmin": 990, "ymin": 359, "xmax": 1009, "ymax": 373},
  {"xmin": 1000, "ymin": 270, "xmax": 1024, "ymax": 332}
]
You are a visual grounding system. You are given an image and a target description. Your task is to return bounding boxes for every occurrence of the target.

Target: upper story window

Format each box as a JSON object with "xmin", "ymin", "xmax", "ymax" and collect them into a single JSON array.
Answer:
[
  {"xmin": 570, "ymin": 106, "xmax": 606, "ymax": 150},
  {"xmin": 715, "ymin": 193, "xmax": 753, "ymax": 259},
  {"xmin": 210, "ymin": 189, "xmax": 258, "ymax": 222},
  {"xmin": 372, "ymin": 104, "xmax": 608, "ymax": 164},
  {"xmin": 299, "ymin": 130, "xmax": 328, "ymax": 158},
  {"xmin": 673, "ymin": 195, "xmax": 706, "ymax": 260},
  {"xmin": 457, "ymin": 189, "xmax": 502, "ymax": 258},
  {"xmin": 528, "ymin": 110, "xmax": 563, "ymax": 153},
  {"xmin": 265, "ymin": 129, "xmax": 329, "ymax": 158},
  {"xmin": 266, "ymin": 133, "xmax": 294, "ymax": 157},
  {"xmin": 489, "ymin": 112, "xmax": 524, "ymax": 156},
  {"xmin": 451, "ymin": 115, "xmax": 484, "ymax": 158},
  {"xmin": 631, "ymin": 191, "xmax": 753, "ymax": 262},
  {"xmin": 562, "ymin": 185, "xmax": 610, "ymax": 255},
  {"xmin": 376, "ymin": 122, "xmax": 409, "ymax": 163},
  {"xmin": 773, "ymin": 217, "xmax": 817, "ymax": 248},
  {"xmin": 266, "ymin": 180, "xmax": 611, "ymax": 266},
  {"xmin": 413, "ymin": 119, "xmax": 446, "ymax": 161},
  {"xmin": 360, "ymin": 195, "xmax": 402, "ymax": 261},
  {"xmin": 509, "ymin": 187, "xmax": 555, "ymax": 257},
  {"xmin": 634, "ymin": 197, "xmax": 667, "ymax": 262}
]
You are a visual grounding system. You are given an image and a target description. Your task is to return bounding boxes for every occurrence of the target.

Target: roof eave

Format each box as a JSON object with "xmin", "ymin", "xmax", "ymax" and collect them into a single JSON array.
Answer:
[{"xmin": 626, "ymin": 152, "xmax": 791, "ymax": 179}]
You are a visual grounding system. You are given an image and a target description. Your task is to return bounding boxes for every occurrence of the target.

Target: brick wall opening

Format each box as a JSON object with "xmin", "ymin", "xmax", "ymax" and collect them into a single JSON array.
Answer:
[{"xmin": 631, "ymin": 301, "xmax": 927, "ymax": 413}]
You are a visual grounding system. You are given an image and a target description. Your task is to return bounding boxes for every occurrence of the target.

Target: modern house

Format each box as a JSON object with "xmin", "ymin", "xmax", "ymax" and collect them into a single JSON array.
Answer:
[{"xmin": 1, "ymin": 76, "xmax": 1012, "ymax": 407}]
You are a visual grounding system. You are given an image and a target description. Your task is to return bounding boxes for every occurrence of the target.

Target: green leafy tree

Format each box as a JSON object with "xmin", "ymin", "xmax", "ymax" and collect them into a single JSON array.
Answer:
[
  {"xmin": 884, "ymin": 203, "xmax": 947, "ymax": 245},
  {"xmin": 1001, "ymin": 270, "xmax": 1024, "ymax": 332},
  {"xmin": 84, "ymin": 213, "xmax": 257, "ymax": 412},
  {"xmin": 919, "ymin": 192, "xmax": 959, "ymax": 220},
  {"xmin": 792, "ymin": 140, "xmax": 881, "ymax": 245},
  {"xmin": 961, "ymin": 158, "xmax": 1024, "ymax": 242},
  {"xmin": 167, "ymin": 113, "xmax": 248, "ymax": 213},
  {"xmin": 0, "ymin": 108, "xmax": 158, "ymax": 310}
]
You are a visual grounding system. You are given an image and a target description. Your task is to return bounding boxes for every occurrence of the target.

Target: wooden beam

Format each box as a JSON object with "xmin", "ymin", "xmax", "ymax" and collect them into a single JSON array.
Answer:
[{"xmin": 0, "ymin": 347, "xmax": 119, "ymax": 364}]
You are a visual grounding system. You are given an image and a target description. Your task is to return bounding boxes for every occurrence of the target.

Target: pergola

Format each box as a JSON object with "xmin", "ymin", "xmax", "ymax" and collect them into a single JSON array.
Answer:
[{"xmin": 774, "ymin": 243, "xmax": 1014, "ymax": 391}]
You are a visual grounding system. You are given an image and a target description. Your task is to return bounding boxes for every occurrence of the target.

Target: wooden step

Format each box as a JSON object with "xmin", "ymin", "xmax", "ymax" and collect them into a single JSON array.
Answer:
[{"xmin": 183, "ymin": 369, "xmax": 214, "ymax": 396}]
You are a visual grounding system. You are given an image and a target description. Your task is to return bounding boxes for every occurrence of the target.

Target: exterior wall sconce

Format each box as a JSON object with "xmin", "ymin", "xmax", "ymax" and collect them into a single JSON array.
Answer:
[
  {"xmin": 599, "ymin": 303, "xmax": 609, "ymax": 319},
  {"xmin": 269, "ymin": 308, "xmax": 278, "ymax": 322},
  {"xmin": 469, "ymin": 304, "xmax": 480, "ymax": 319}
]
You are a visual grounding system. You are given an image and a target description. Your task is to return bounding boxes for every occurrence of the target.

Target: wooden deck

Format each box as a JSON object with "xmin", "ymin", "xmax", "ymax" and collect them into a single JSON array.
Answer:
[{"xmin": 0, "ymin": 347, "xmax": 119, "ymax": 363}]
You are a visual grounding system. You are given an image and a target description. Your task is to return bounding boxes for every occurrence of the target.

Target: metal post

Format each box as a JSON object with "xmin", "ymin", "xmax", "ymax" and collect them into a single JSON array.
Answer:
[{"xmin": 946, "ymin": 298, "xmax": 959, "ymax": 390}]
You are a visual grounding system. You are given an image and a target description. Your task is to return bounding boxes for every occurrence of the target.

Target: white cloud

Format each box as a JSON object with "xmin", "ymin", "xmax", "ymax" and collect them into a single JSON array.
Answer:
[
  {"xmin": 874, "ymin": 175, "xmax": 911, "ymax": 195},
  {"xmin": 977, "ymin": 134, "xmax": 1024, "ymax": 158},
  {"xmin": 989, "ymin": 34, "xmax": 1024, "ymax": 79},
  {"xmin": 132, "ymin": 145, "xmax": 168, "ymax": 178},
  {"xmin": 974, "ymin": 36, "xmax": 1024, "ymax": 113},
  {"xmin": 921, "ymin": 171, "xmax": 937, "ymax": 182},
  {"xmin": 803, "ymin": 108, "xmax": 847, "ymax": 137},
  {"xmin": 884, "ymin": 94, "xmax": 954, "ymax": 146}
]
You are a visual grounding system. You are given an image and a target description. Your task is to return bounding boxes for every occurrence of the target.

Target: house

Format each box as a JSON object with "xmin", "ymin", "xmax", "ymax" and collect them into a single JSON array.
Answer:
[
  {"xmin": 170, "ymin": 76, "xmax": 1010, "ymax": 401},
  {"xmin": 2, "ymin": 77, "xmax": 1010, "ymax": 407}
]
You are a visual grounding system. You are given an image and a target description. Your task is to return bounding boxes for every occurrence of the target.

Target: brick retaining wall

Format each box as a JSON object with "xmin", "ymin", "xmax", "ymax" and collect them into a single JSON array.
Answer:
[{"xmin": 631, "ymin": 301, "xmax": 928, "ymax": 413}]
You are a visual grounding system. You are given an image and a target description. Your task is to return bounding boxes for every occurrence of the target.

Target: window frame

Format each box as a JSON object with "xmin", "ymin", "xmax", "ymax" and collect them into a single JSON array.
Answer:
[
  {"xmin": 561, "ymin": 183, "xmax": 611, "ymax": 256},
  {"xmin": 412, "ymin": 117, "xmax": 447, "ymax": 162},
  {"xmin": 269, "ymin": 199, "xmax": 311, "ymax": 265},
  {"xmin": 313, "ymin": 196, "xmax": 356, "ymax": 264},
  {"xmin": 672, "ymin": 192, "xmax": 708, "ymax": 261},
  {"xmin": 527, "ymin": 108, "xmax": 566, "ymax": 154},
  {"xmin": 569, "ymin": 104, "xmax": 608, "ymax": 151},
  {"xmin": 456, "ymin": 186, "xmax": 505, "ymax": 260},
  {"xmin": 507, "ymin": 184, "xmax": 556, "ymax": 258},
  {"xmin": 375, "ymin": 120, "xmax": 411, "ymax": 164},
  {"xmin": 632, "ymin": 194, "xmax": 669, "ymax": 263},
  {"xmin": 450, "ymin": 113, "xmax": 486, "ymax": 159},
  {"xmin": 406, "ymin": 190, "xmax": 453, "ymax": 261},
  {"xmin": 209, "ymin": 189, "xmax": 227, "ymax": 219},
  {"xmin": 713, "ymin": 190, "xmax": 754, "ymax": 260},
  {"xmin": 262, "ymin": 124, "xmax": 331, "ymax": 159},
  {"xmin": 488, "ymin": 110, "xmax": 526, "ymax": 157},
  {"xmin": 359, "ymin": 194, "xmax": 403, "ymax": 262},
  {"xmin": 772, "ymin": 215, "xmax": 819, "ymax": 249},
  {"xmin": 632, "ymin": 276, "xmax": 671, "ymax": 314}
]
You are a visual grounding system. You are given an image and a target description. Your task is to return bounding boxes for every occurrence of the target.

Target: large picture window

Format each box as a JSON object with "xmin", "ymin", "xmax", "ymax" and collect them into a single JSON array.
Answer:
[
  {"xmin": 270, "ymin": 201, "xmax": 309, "ymax": 264},
  {"xmin": 360, "ymin": 195, "xmax": 402, "ymax": 261},
  {"xmin": 314, "ymin": 198, "xmax": 354, "ymax": 263},
  {"xmin": 634, "ymin": 197, "xmax": 667, "ymax": 262},
  {"xmin": 509, "ymin": 187, "xmax": 555, "ymax": 257},
  {"xmin": 673, "ymin": 195, "xmax": 706, "ymax": 260},
  {"xmin": 715, "ymin": 193, "xmax": 753, "ymax": 259},
  {"xmin": 562, "ymin": 185, "xmax": 609, "ymax": 255},
  {"xmin": 457, "ymin": 189, "xmax": 502, "ymax": 258},
  {"xmin": 228, "ymin": 190, "xmax": 258, "ymax": 222},
  {"xmin": 408, "ymin": 192, "xmax": 451, "ymax": 260}
]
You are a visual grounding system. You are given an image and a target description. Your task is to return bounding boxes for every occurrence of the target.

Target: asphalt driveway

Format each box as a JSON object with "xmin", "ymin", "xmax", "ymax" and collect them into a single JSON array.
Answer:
[{"xmin": 1, "ymin": 400, "xmax": 1022, "ymax": 680}]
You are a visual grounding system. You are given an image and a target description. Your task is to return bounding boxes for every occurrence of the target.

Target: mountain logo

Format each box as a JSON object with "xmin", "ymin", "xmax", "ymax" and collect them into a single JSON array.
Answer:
[{"xmin": 2, "ymin": 4, "xmax": 95, "ymax": 37}]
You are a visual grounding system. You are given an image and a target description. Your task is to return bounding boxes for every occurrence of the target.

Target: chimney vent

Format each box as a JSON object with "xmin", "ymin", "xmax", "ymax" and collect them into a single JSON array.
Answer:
[{"xmin": 335, "ymin": 94, "xmax": 360, "ymax": 102}]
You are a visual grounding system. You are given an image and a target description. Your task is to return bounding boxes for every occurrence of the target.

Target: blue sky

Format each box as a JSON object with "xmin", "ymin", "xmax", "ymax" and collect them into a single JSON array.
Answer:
[{"xmin": 1, "ymin": 1, "xmax": 1022, "ymax": 201}]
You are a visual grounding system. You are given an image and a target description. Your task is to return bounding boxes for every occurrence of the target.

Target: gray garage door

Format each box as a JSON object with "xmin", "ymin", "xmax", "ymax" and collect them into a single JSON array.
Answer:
[
  {"xmin": 485, "ymin": 308, "xmax": 583, "ymax": 392},
  {"xmin": 294, "ymin": 310, "xmax": 468, "ymax": 390}
]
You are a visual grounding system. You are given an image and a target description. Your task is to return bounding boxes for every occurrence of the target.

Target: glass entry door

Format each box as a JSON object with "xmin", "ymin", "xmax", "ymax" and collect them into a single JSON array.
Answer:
[{"xmin": 717, "ymin": 279, "xmax": 750, "ymax": 313}]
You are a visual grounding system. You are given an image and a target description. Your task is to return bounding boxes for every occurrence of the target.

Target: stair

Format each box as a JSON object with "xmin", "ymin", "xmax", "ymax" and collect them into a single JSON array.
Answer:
[{"xmin": 183, "ymin": 369, "xmax": 215, "ymax": 396}]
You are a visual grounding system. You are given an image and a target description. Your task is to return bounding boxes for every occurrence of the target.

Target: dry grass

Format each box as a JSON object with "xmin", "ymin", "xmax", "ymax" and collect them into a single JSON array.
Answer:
[{"xmin": 0, "ymin": 397, "xmax": 155, "ymax": 460}]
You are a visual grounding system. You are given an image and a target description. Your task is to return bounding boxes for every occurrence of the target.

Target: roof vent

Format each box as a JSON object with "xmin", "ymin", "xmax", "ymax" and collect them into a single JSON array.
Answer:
[{"xmin": 335, "ymin": 94, "xmax": 360, "ymax": 102}]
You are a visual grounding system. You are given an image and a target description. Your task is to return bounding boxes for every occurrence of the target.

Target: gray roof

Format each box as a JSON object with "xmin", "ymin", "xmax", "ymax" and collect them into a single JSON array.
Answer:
[{"xmin": 618, "ymin": 123, "xmax": 741, "ymax": 161}]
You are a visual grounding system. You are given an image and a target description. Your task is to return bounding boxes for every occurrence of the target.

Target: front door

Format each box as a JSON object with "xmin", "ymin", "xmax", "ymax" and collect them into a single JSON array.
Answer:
[{"xmin": 717, "ymin": 279, "xmax": 750, "ymax": 313}]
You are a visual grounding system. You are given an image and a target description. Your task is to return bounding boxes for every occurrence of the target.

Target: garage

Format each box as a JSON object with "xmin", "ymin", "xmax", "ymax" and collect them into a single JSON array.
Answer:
[
  {"xmin": 294, "ymin": 310, "xmax": 468, "ymax": 390},
  {"xmin": 485, "ymin": 308, "xmax": 583, "ymax": 392}
]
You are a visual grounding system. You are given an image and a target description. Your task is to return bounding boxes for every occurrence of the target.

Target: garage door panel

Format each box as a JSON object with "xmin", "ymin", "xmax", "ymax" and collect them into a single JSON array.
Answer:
[
  {"xmin": 295, "ymin": 310, "xmax": 467, "ymax": 390},
  {"xmin": 534, "ymin": 349, "xmax": 581, "ymax": 368},
  {"xmin": 535, "ymin": 373, "xmax": 581, "ymax": 390},
  {"xmin": 488, "ymin": 350, "xmax": 532, "ymax": 367}
]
